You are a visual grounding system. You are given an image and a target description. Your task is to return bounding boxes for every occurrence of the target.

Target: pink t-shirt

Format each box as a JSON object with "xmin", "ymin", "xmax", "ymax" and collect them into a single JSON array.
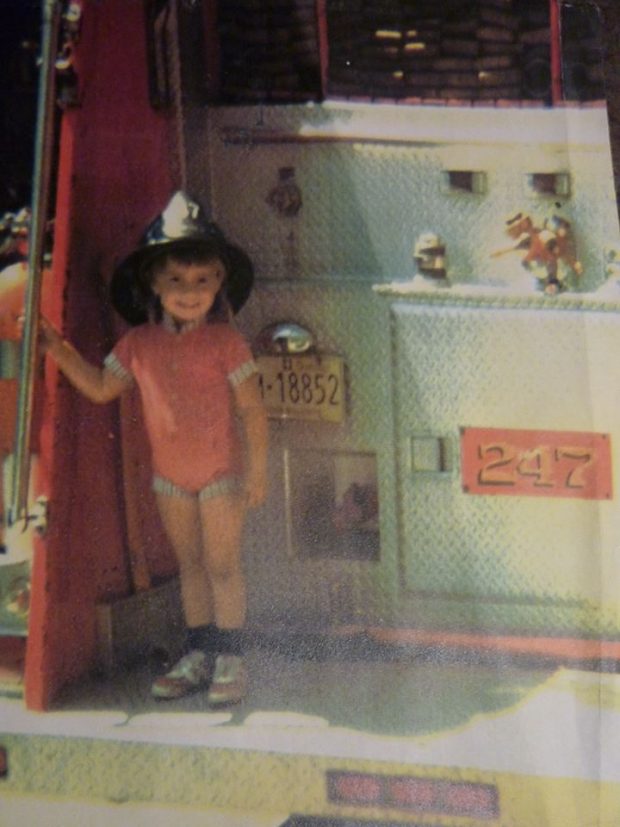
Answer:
[{"xmin": 105, "ymin": 321, "xmax": 256, "ymax": 492}]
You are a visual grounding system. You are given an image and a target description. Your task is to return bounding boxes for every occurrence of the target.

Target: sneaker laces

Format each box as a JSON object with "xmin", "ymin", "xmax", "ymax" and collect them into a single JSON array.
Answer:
[
  {"xmin": 166, "ymin": 650, "xmax": 207, "ymax": 680},
  {"xmin": 212, "ymin": 654, "xmax": 242, "ymax": 684}
]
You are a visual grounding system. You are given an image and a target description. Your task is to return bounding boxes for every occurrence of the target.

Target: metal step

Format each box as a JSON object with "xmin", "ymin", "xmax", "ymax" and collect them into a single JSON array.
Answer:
[
  {"xmin": 1, "ymin": 793, "xmax": 287, "ymax": 827},
  {"xmin": 1, "ymin": 658, "xmax": 619, "ymax": 826}
]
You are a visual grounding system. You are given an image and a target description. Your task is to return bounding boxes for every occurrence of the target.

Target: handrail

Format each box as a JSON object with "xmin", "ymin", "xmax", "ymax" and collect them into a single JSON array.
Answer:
[{"xmin": 10, "ymin": 0, "xmax": 62, "ymax": 524}]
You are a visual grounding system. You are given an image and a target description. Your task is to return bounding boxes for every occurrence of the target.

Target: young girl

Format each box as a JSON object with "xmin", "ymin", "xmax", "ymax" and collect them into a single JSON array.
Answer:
[{"xmin": 41, "ymin": 192, "xmax": 268, "ymax": 705}]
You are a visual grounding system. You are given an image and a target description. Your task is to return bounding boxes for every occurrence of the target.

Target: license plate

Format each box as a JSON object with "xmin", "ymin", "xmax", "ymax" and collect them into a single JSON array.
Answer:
[{"xmin": 256, "ymin": 354, "xmax": 345, "ymax": 423}]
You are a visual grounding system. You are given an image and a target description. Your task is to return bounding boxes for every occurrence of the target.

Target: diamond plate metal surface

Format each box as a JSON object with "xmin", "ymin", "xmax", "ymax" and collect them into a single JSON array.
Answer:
[
  {"xmin": 392, "ymin": 300, "xmax": 620, "ymax": 635},
  {"xmin": 2, "ymin": 719, "xmax": 617, "ymax": 827},
  {"xmin": 2, "ymin": 735, "xmax": 319, "ymax": 810},
  {"xmin": 196, "ymin": 105, "xmax": 618, "ymax": 293},
  {"xmin": 236, "ymin": 282, "xmax": 400, "ymax": 628},
  {"xmin": 183, "ymin": 102, "xmax": 620, "ymax": 635}
]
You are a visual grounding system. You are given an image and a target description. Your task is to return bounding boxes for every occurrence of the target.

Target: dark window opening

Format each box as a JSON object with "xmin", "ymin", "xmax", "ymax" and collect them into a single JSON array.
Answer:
[
  {"xmin": 560, "ymin": 1, "xmax": 606, "ymax": 102},
  {"xmin": 215, "ymin": 0, "xmax": 323, "ymax": 103},
  {"xmin": 289, "ymin": 450, "xmax": 380, "ymax": 562},
  {"xmin": 206, "ymin": 1, "xmax": 607, "ymax": 108},
  {"xmin": 445, "ymin": 170, "xmax": 486, "ymax": 194}
]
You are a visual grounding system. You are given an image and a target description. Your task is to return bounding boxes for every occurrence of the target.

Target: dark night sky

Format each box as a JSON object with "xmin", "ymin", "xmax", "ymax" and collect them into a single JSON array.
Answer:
[{"xmin": 1, "ymin": 1, "xmax": 41, "ymax": 212}]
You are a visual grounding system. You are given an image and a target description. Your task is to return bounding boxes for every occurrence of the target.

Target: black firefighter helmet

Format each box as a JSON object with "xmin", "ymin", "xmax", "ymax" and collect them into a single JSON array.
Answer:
[{"xmin": 110, "ymin": 191, "xmax": 254, "ymax": 325}]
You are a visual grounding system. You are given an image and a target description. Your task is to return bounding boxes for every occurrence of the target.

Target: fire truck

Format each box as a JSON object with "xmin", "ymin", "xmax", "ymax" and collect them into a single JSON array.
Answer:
[{"xmin": 1, "ymin": 1, "xmax": 620, "ymax": 824}]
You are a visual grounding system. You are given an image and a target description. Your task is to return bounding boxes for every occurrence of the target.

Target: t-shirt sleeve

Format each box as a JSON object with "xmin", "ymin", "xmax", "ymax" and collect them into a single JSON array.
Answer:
[
  {"xmin": 224, "ymin": 327, "xmax": 257, "ymax": 387},
  {"xmin": 103, "ymin": 330, "xmax": 135, "ymax": 384}
]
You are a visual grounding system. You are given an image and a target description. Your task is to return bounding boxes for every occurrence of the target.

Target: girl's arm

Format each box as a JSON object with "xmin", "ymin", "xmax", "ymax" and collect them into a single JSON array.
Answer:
[
  {"xmin": 41, "ymin": 317, "xmax": 129, "ymax": 404},
  {"xmin": 233, "ymin": 373, "xmax": 268, "ymax": 508}
]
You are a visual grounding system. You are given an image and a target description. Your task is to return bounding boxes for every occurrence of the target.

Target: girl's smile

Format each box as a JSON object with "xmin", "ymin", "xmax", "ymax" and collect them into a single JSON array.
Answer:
[{"xmin": 152, "ymin": 258, "xmax": 225, "ymax": 324}]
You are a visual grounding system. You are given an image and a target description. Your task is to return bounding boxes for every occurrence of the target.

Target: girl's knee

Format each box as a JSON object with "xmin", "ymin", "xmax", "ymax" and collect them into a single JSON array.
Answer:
[
  {"xmin": 206, "ymin": 553, "xmax": 242, "ymax": 583},
  {"xmin": 177, "ymin": 551, "xmax": 204, "ymax": 579}
]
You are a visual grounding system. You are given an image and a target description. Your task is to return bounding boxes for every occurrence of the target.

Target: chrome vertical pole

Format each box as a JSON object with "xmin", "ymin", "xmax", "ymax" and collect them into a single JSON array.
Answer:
[{"xmin": 10, "ymin": 0, "xmax": 62, "ymax": 523}]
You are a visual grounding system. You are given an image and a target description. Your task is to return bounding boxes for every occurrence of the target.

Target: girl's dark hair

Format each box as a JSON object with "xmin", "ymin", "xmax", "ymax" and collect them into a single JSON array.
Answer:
[{"xmin": 140, "ymin": 239, "xmax": 232, "ymax": 323}]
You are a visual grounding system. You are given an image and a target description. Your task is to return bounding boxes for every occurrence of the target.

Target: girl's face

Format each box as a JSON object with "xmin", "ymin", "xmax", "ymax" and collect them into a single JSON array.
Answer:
[{"xmin": 152, "ymin": 257, "xmax": 225, "ymax": 324}]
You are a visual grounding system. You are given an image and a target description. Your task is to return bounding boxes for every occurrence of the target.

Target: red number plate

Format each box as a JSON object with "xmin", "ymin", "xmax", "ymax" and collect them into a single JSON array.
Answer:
[{"xmin": 461, "ymin": 427, "xmax": 612, "ymax": 500}]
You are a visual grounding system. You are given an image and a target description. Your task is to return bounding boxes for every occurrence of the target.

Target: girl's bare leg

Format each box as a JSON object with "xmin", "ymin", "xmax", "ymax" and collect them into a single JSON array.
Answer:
[
  {"xmin": 199, "ymin": 493, "xmax": 246, "ymax": 630},
  {"xmin": 155, "ymin": 493, "xmax": 214, "ymax": 628}
]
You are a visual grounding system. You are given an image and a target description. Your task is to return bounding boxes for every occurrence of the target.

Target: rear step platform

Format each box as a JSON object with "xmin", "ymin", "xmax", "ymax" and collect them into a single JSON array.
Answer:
[{"xmin": 1, "ymin": 645, "xmax": 620, "ymax": 826}]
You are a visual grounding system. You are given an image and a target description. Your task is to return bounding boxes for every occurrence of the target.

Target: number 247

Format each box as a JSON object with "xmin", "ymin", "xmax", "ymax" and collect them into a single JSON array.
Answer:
[{"xmin": 477, "ymin": 442, "xmax": 594, "ymax": 489}]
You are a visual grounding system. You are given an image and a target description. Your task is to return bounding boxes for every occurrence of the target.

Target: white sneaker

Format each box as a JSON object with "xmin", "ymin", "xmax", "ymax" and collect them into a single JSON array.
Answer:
[
  {"xmin": 207, "ymin": 654, "xmax": 247, "ymax": 706},
  {"xmin": 151, "ymin": 650, "xmax": 211, "ymax": 700}
]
